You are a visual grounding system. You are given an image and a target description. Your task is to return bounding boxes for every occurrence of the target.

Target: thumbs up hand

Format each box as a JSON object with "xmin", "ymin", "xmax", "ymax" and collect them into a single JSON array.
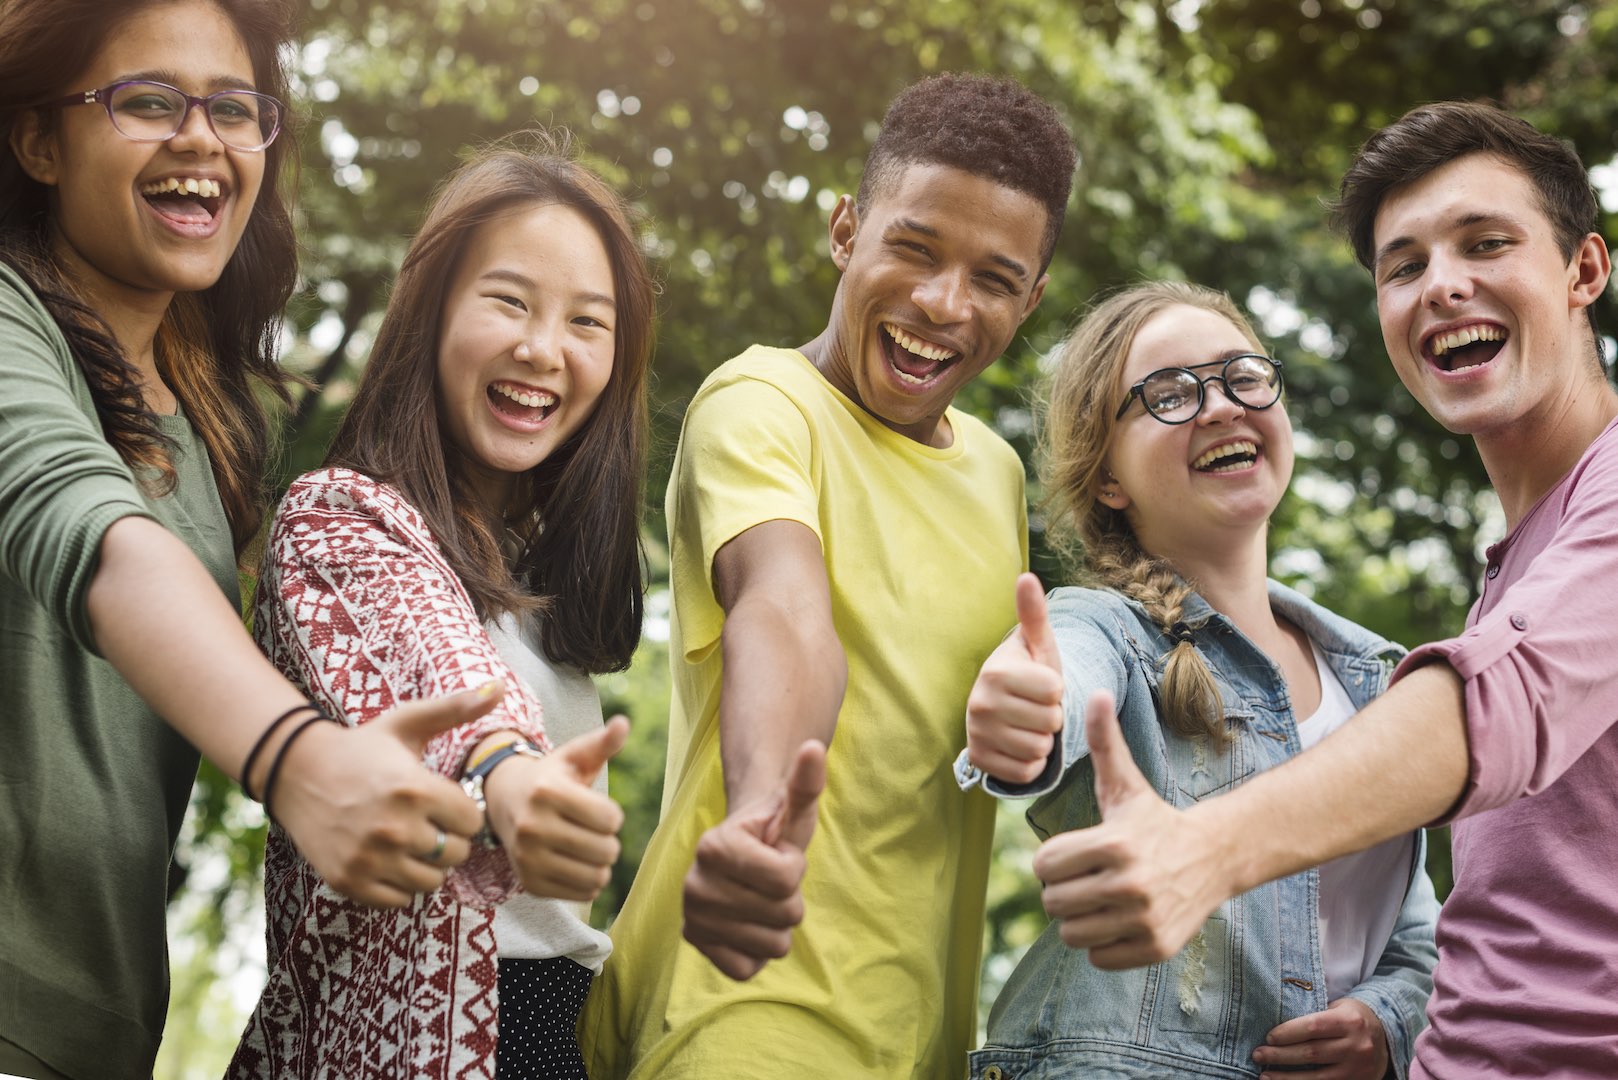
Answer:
[
  {"xmin": 966, "ymin": 574, "xmax": 1067, "ymax": 784},
  {"xmin": 682, "ymin": 739, "xmax": 827, "ymax": 981},
  {"xmin": 1032, "ymin": 690, "xmax": 1228, "ymax": 970},
  {"xmin": 483, "ymin": 715, "xmax": 631, "ymax": 902}
]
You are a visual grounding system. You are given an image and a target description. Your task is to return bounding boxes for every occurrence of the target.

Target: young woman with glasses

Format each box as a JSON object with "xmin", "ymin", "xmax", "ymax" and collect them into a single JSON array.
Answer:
[
  {"xmin": 0, "ymin": 2, "xmax": 506, "ymax": 1076},
  {"xmin": 959, "ymin": 281, "xmax": 1440, "ymax": 1080}
]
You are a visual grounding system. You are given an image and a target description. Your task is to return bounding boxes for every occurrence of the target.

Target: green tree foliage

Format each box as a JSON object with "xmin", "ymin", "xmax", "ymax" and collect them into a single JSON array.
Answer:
[{"xmin": 160, "ymin": 1, "xmax": 1618, "ymax": 1071}]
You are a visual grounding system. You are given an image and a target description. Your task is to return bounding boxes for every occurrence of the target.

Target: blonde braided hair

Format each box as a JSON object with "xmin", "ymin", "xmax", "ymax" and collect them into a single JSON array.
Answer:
[{"xmin": 1040, "ymin": 281, "xmax": 1266, "ymax": 743}]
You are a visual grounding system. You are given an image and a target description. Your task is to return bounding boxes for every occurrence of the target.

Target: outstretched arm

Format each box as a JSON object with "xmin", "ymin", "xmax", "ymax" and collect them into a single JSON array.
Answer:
[
  {"xmin": 1037, "ymin": 666, "xmax": 1466, "ymax": 968},
  {"xmin": 87, "ymin": 515, "xmax": 493, "ymax": 907},
  {"xmin": 681, "ymin": 518, "xmax": 846, "ymax": 980}
]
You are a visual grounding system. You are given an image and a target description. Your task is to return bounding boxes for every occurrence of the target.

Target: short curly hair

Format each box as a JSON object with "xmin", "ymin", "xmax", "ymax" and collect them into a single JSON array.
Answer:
[{"xmin": 856, "ymin": 73, "xmax": 1075, "ymax": 271}]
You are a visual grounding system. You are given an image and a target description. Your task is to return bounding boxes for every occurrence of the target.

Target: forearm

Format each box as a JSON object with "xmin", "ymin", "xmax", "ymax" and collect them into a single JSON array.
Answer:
[
  {"xmin": 718, "ymin": 592, "xmax": 846, "ymax": 809},
  {"xmin": 1200, "ymin": 662, "xmax": 1469, "ymax": 897},
  {"xmin": 85, "ymin": 516, "xmax": 303, "ymax": 783}
]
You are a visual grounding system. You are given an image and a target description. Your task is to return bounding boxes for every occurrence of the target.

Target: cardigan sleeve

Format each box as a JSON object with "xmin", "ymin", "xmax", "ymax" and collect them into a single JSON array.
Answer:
[{"xmin": 254, "ymin": 467, "xmax": 550, "ymax": 904}]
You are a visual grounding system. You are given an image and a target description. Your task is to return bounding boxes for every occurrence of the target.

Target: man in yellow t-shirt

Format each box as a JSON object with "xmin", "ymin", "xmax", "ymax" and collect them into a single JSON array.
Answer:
[{"xmin": 580, "ymin": 74, "xmax": 1075, "ymax": 1079}]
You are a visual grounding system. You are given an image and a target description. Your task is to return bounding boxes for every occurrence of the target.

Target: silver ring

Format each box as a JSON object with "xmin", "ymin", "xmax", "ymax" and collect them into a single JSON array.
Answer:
[{"xmin": 424, "ymin": 828, "xmax": 447, "ymax": 864}]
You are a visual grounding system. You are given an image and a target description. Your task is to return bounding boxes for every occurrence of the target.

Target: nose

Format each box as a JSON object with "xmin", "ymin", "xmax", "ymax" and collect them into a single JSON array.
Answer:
[
  {"xmin": 514, "ymin": 321, "xmax": 566, "ymax": 371},
  {"xmin": 1421, "ymin": 249, "xmax": 1474, "ymax": 309},
  {"xmin": 912, "ymin": 268, "xmax": 971, "ymax": 326},
  {"xmin": 1197, "ymin": 376, "xmax": 1247, "ymax": 425},
  {"xmin": 166, "ymin": 99, "xmax": 224, "ymax": 155}
]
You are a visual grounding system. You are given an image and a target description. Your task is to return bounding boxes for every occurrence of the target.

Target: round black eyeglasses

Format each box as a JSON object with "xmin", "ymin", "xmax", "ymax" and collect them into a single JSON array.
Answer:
[
  {"xmin": 36, "ymin": 80, "xmax": 282, "ymax": 152},
  {"xmin": 1115, "ymin": 354, "xmax": 1285, "ymax": 425}
]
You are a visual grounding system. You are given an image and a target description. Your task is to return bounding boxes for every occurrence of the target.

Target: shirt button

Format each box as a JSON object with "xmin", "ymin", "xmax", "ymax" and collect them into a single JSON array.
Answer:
[
  {"xmin": 1510, "ymin": 613, "xmax": 1528, "ymax": 631},
  {"xmin": 983, "ymin": 1068, "xmax": 1005, "ymax": 1080},
  {"xmin": 1486, "ymin": 564, "xmax": 1500, "ymax": 579}
]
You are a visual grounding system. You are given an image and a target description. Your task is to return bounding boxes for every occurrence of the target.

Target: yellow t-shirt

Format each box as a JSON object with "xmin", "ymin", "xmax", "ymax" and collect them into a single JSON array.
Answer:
[{"xmin": 580, "ymin": 347, "xmax": 1026, "ymax": 1079}]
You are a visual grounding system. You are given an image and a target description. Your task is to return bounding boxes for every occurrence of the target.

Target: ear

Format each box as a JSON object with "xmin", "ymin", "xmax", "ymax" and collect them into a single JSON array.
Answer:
[
  {"xmin": 1568, "ymin": 232, "xmax": 1610, "ymax": 312},
  {"xmin": 1019, "ymin": 271, "xmax": 1050, "ymax": 323},
  {"xmin": 1094, "ymin": 466, "xmax": 1131, "ymax": 511},
  {"xmin": 8, "ymin": 109, "xmax": 61, "ymax": 186},
  {"xmin": 828, "ymin": 194, "xmax": 858, "ymax": 272}
]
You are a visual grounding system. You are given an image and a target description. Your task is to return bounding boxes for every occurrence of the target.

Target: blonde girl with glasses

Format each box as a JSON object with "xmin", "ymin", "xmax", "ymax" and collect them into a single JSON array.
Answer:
[
  {"xmin": 0, "ymin": 2, "xmax": 510, "ymax": 1076},
  {"xmin": 959, "ymin": 282, "xmax": 1440, "ymax": 1080}
]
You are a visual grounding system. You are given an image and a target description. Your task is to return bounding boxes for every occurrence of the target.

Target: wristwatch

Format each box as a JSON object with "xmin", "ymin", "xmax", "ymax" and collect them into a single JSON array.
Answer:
[{"xmin": 460, "ymin": 741, "xmax": 545, "ymax": 848}]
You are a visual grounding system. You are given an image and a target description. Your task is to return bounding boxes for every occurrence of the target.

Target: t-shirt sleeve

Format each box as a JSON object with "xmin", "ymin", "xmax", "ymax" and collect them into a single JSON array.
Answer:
[
  {"xmin": 668, "ymin": 374, "xmax": 820, "ymax": 661},
  {"xmin": 0, "ymin": 271, "xmax": 153, "ymax": 652},
  {"xmin": 1394, "ymin": 439, "xmax": 1618, "ymax": 820}
]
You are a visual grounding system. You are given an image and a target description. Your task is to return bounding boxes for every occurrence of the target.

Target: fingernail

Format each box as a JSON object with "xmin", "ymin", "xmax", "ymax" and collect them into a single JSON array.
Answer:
[{"xmin": 476, "ymin": 679, "xmax": 504, "ymax": 700}]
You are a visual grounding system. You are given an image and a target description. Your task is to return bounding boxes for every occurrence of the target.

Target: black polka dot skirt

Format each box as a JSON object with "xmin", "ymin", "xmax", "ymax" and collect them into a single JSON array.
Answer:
[{"xmin": 496, "ymin": 956, "xmax": 595, "ymax": 1079}]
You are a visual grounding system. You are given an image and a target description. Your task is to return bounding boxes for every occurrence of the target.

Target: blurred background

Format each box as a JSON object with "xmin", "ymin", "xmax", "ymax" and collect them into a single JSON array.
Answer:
[{"xmin": 157, "ymin": 0, "xmax": 1618, "ymax": 1071}]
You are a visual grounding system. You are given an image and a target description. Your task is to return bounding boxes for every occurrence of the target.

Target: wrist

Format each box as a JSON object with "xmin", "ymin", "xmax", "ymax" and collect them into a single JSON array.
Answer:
[{"xmin": 461, "ymin": 739, "xmax": 545, "ymax": 847}]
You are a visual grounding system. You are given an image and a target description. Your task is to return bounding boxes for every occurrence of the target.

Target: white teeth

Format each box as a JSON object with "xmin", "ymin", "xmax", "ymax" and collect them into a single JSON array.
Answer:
[
  {"xmin": 884, "ymin": 323, "xmax": 959, "ymax": 362},
  {"xmin": 1193, "ymin": 439, "xmax": 1258, "ymax": 471},
  {"xmin": 492, "ymin": 383, "xmax": 557, "ymax": 409},
  {"xmin": 139, "ymin": 177, "xmax": 221, "ymax": 198},
  {"xmin": 1430, "ymin": 324, "xmax": 1503, "ymax": 357}
]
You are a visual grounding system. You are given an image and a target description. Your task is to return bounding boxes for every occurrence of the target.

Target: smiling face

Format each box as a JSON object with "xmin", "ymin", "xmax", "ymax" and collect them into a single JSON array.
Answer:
[
  {"xmin": 816, "ymin": 162, "xmax": 1049, "ymax": 446},
  {"xmin": 435, "ymin": 202, "xmax": 617, "ymax": 513},
  {"xmin": 1101, "ymin": 304, "xmax": 1294, "ymax": 560},
  {"xmin": 1371, "ymin": 152, "xmax": 1609, "ymax": 440},
  {"xmin": 16, "ymin": 0, "xmax": 266, "ymax": 305}
]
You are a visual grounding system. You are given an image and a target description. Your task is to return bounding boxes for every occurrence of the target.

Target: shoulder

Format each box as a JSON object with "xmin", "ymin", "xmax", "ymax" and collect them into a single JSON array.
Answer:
[
  {"xmin": 1565, "ymin": 416, "xmax": 1618, "ymax": 498},
  {"xmin": 948, "ymin": 407, "xmax": 1022, "ymax": 470},
  {"xmin": 273, "ymin": 468, "xmax": 432, "ymax": 548},
  {"xmin": 0, "ymin": 261, "xmax": 66, "ymax": 351},
  {"xmin": 1045, "ymin": 584, "xmax": 1149, "ymax": 639},
  {"xmin": 1266, "ymin": 578, "xmax": 1403, "ymax": 660}
]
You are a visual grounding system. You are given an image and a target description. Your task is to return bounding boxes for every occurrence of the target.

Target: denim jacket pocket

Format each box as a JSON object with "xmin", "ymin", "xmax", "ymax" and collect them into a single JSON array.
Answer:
[{"xmin": 1130, "ymin": 658, "xmax": 1258, "ymax": 803}]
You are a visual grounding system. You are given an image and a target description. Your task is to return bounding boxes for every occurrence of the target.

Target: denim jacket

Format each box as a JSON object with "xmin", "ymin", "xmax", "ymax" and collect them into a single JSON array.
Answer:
[{"xmin": 957, "ymin": 580, "xmax": 1440, "ymax": 1080}]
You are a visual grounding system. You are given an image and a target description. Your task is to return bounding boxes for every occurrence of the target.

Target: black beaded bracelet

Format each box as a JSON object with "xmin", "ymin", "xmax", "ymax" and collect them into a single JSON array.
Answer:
[
  {"xmin": 262, "ymin": 712, "xmax": 338, "ymax": 826},
  {"xmin": 241, "ymin": 702, "xmax": 323, "ymax": 802}
]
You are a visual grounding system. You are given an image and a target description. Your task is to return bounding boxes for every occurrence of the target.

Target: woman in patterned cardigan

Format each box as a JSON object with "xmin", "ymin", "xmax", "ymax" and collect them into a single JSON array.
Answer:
[{"xmin": 229, "ymin": 134, "xmax": 654, "ymax": 1079}]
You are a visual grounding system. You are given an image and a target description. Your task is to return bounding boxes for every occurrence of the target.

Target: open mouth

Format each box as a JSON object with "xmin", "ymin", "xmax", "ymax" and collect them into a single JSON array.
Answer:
[
  {"xmin": 1192, "ymin": 439, "xmax": 1259, "ymax": 473},
  {"xmin": 880, "ymin": 322, "xmax": 959, "ymax": 386},
  {"xmin": 140, "ymin": 176, "xmax": 225, "ymax": 226},
  {"xmin": 1425, "ymin": 324, "xmax": 1507, "ymax": 373},
  {"xmin": 488, "ymin": 381, "xmax": 558, "ymax": 424}
]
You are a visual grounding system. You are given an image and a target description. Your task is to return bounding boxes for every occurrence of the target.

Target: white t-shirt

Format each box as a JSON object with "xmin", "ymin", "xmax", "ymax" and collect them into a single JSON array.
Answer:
[
  {"xmin": 1295, "ymin": 640, "xmax": 1416, "ymax": 1000},
  {"xmin": 486, "ymin": 612, "xmax": 614, "ymax": 973}
]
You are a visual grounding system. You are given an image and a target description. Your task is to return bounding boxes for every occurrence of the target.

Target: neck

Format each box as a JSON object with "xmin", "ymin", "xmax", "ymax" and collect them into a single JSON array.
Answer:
[
  {"xmin": 1145, "ymin": 524, "xmax": 1278, "ymax": 640},
  {"xmin": 1474, "ymin": 379, "xmax": 1618, "ymax": 528}
]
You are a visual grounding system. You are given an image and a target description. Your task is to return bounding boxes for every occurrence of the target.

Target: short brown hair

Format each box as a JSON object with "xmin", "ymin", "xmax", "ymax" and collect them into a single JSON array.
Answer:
[{"xmin": 1331, "ymin": 100, "xmax": 1602, "ymax": 358}]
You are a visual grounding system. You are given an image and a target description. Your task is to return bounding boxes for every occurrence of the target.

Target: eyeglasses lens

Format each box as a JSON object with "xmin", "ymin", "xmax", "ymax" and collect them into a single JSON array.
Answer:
[
  {"xmin": 108, "ymin": 82, "xmax": 278, "ymax": 150},
  {"xmin": 1141, "ymin": 356, "xmax": 1280, "ymax": 422}
]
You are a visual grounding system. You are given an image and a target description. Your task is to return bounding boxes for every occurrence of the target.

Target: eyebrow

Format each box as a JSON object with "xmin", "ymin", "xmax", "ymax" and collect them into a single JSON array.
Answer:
[
  {"xmin": 1373, "ymin": 211, "xmax": 1524, "ymax": 271},
  {"xmin": 480, "ymin": 268, "xmax": 616, "ymax": 308},
  {"xmin": 885, "ymin": 217, "xmax": 1031, "ymax": 282},
  {"xmin": 121, "ymin": 69, "xmax": 260, "ymax": 93}
]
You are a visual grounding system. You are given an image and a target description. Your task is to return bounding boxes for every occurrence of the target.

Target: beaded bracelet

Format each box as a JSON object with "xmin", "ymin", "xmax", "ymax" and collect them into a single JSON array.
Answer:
[
  {"xmin": 240, "ymin": 702, "xmax": 323, "ymax": 802},
  {"xmin": 262, "ymin": 712, "xmax": 339, "ymax": 826}
]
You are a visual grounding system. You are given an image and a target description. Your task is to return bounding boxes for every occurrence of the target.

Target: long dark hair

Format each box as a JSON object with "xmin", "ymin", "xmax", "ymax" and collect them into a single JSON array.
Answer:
[
  {"xmin": 326, "ymin": 132, "xmax": 653, "ymax": 674},
  {"xmin": 0, "ymin": 0, "xmax": 300, "ymax": 552}
]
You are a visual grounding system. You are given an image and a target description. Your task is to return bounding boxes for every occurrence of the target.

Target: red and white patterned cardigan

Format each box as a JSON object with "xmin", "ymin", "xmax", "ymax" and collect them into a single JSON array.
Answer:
[{"xmin": 227, "ymin": 468, "xmax": 550, "ymax": 1080}]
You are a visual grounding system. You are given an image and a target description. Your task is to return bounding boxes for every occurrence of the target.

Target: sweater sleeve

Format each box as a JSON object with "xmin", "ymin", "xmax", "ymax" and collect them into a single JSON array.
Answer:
[
  {"xmin": 0, "ymin": 265, "xmax": 154, "ymax": 652},
  {"xmin": 255, "ymin": 468, "xmax": 550, "ymax": 904}
]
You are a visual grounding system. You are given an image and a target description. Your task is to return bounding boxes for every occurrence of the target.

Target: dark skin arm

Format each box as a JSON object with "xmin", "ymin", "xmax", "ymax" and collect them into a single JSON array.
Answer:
[{"xmin": 681, "ymin": 519, "xmax": 848, "ymax": 980}]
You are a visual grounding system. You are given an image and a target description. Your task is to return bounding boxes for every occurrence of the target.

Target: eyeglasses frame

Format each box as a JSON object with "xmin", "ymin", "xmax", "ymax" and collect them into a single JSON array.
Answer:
[
  {"xmin": 1114, "ymin": 353, "xmax": 1285, "ymax": 425},
  {"xmin": 33, "ymin": 79, "xmax": 283, "ymax": 153}
]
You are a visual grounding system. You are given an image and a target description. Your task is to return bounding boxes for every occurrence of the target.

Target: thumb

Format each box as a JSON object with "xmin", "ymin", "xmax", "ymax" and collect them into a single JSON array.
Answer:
[
  {"xmin": 556, "ymin": 714, "xmax": 631, "ymax": 784},
  {"xmin": 1015, "ymin": 572, "xmax": 1061, "ymax": 672},
  {"xmin": 763, "ymin": 739, "xmax": 826, "ymax": 852},
  {"xmin": 373, "ymin": 679, "xmax": 505, "ymax": 753},
  {"xmin": 1084, "ymin": 689, "xmax": 1150, "ymax": 814}
]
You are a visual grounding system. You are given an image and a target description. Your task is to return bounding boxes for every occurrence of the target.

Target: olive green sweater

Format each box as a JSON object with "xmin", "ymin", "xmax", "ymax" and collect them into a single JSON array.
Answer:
[{"xmin": 0, "ymin": 262, "xmax": 237, "ymax": 1079}]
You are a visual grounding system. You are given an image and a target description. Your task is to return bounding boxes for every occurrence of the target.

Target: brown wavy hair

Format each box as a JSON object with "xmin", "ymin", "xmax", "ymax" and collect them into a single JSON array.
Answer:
[
  {"xmin": 0, "ymin": 0, "xmax": 301, "ymax": 553},
  {"xmin": 1041, "ymin": 281, "xmax": 1267, "ymax": 743},
  {"xmin": 325, "ymin": 132, "xmax": 653, "ymax": 674}
]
